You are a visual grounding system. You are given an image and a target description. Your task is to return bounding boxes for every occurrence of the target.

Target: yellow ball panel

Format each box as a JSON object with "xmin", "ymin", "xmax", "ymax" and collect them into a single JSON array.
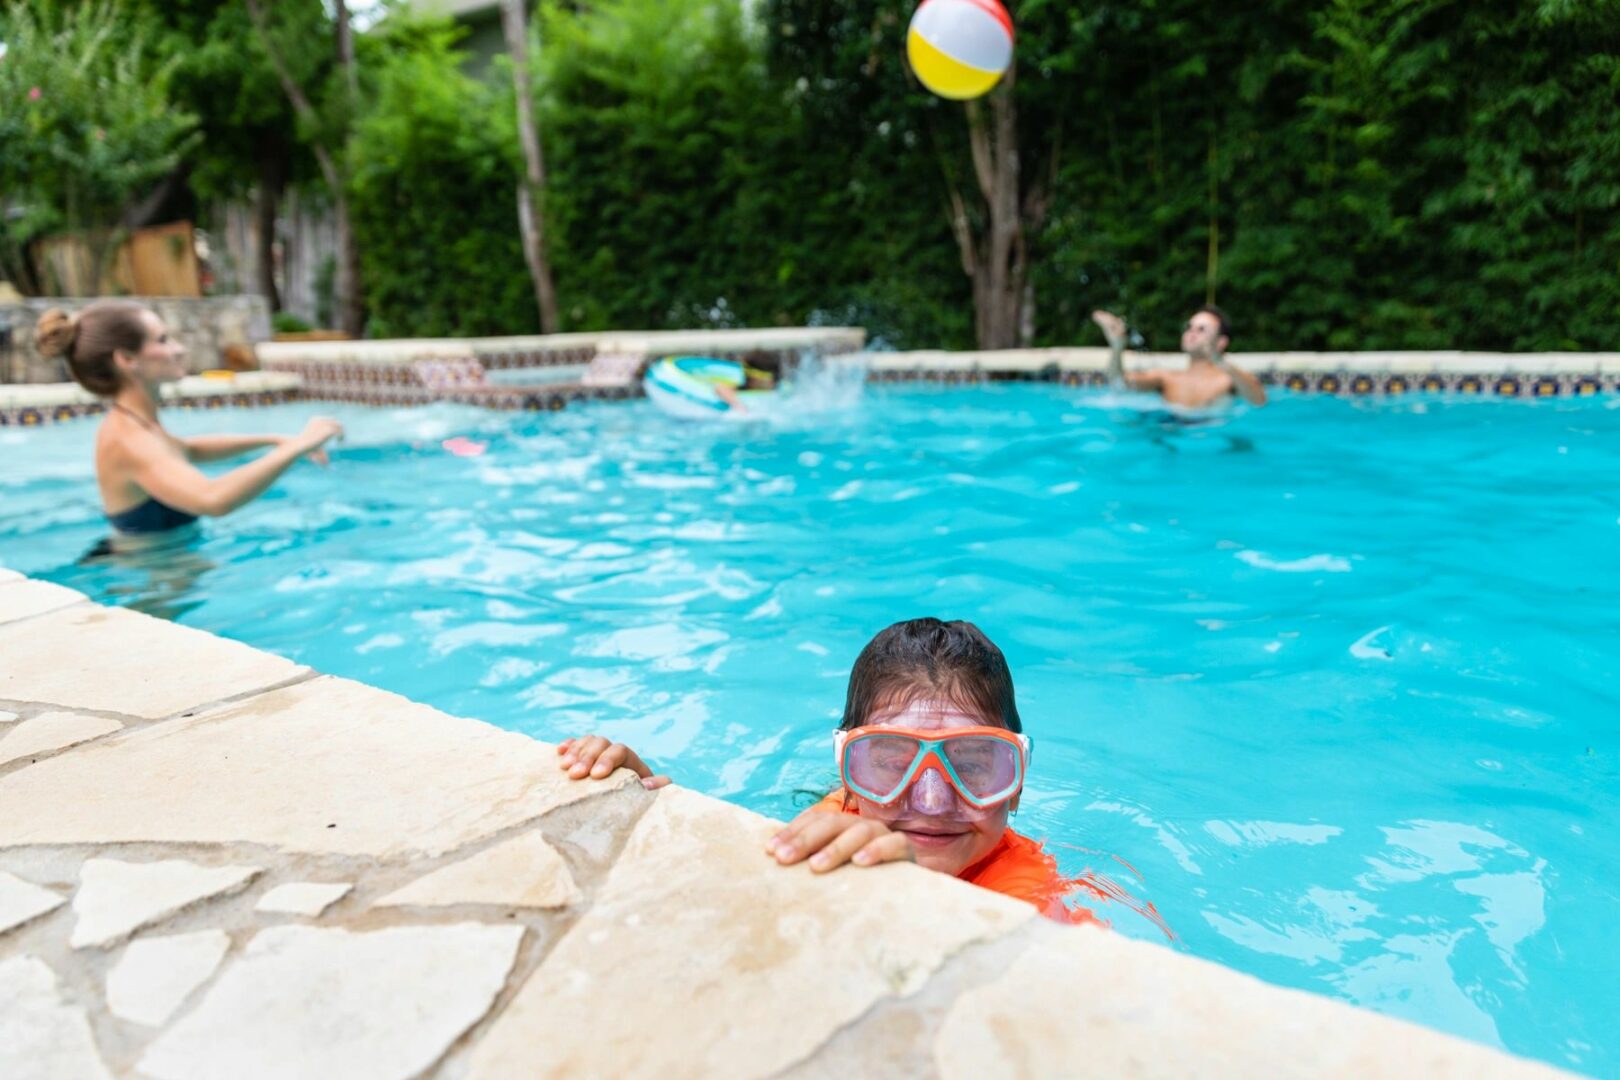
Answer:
[{"xmin": 907, "ymin": 29, "xmax": 1004, "ymax": 100}]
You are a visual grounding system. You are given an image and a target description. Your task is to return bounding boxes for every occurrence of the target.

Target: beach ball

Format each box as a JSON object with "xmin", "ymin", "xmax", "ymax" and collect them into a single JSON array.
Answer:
[{"xmin": 906, "ymin": 0, "xmax": 1015, "ymax": 101}]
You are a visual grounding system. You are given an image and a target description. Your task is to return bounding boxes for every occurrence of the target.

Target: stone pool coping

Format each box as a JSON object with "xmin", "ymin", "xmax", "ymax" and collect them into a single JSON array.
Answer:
[{"xmin": 0, "ymin": 574, "xmax": 1563, "ymax": 1078}]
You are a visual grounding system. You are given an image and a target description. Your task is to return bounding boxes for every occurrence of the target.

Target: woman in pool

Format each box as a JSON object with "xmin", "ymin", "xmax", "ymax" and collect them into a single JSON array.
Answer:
[
  {"xmin": 35, "ymin": 302, "xmax": 342, "ymax": 540},
  {"xmin": 559, "ymin": 617, "xmax": 1109, "ymax": 924}
]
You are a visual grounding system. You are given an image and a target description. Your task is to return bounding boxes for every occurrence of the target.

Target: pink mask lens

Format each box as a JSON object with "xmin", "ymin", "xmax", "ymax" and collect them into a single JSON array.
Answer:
[
  {"xmin": 941, "ymin": 737, "xmax": 1020, "ymax": 799},
  {"xmin": 846, "ymin": 735, "xmax": 921, "ymax": 800}
]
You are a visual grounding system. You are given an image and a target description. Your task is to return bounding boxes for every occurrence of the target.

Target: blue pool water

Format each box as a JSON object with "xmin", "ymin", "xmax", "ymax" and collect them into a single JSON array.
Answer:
[{"xmin": 2, "ymin": 379, "xmax": 1616, "ymax": 1073}]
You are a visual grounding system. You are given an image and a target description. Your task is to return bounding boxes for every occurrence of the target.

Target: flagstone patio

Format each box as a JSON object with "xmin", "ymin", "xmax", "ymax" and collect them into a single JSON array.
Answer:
[{"xmin": 0, "ymin": 575, "xmax": 1562, "ymax": 1078}]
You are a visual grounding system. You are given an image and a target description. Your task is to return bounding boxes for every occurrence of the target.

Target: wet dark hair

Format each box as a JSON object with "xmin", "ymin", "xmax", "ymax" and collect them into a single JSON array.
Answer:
[
  {"xmin": 34, "ymin": 301, "xmax": 152, "ymax": 397},
  {"xmin": 1194, "ymin": 304, "xmax": 1232, "ymax": 346},
  {"xmin": 741, "ymin": 350, "xmax": 783, "ymax": 376},
  {"xmin": 741, "ymin": 351, "xmax": 782, "ymax": 390},
  {"xmin": 840, "ymin": 618, "xmax": 1022, "ymax": 733}
]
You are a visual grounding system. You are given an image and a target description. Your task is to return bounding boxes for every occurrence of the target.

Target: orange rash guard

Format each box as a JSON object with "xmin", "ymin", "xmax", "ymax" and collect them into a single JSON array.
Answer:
[{"xmin": 816, "ymin": 791, "xmax": 1100, "ymax": 925}]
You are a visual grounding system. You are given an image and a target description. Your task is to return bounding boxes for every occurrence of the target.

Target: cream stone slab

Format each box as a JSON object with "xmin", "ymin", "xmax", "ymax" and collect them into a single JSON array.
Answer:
[
  {"xmin": 105, "ymin": 930, "xmax": 230, "ymax": 1027},
  {"xmin": 0, "ymin": 957, "xmax": 113, "ymax": 1080},
  {"xmin": 0, "ymin": 580, "xmax": 86, "ymax": 625},
  {"xmin": 932, "ymin": 923, "xmax": 1560, "ymax": 1079},
  {"xmin": 0, "ymin": 605, "xmax": 303, "ymax": 720},
  {"xmin": 138, "ymin": 923, "xmax": 524, "ymax": 1080},
  {"xmin": 0, "ymin": 712, "xmax": 123, "ymax": 768},
  {"xmin": 375, "ymin": 830, "xmax": 578, "ymax": 910},
  {"xmin": 468, "ymin": 786, "xmax": 1033, "ymax": 1080},
  {"xmin": 0, "ymin": 675, "xmax": 629, "ymax": 858},
  {"xmin": 255, "ymin": 882, "xmax": 353, "ymax": 917},
  {"xmin": 71, "ymin": 858, "xmax": 260, "ymax": 949},
  {"xmin": 0, "ymin": 373, "xmax": 302, "ymax": 412},
  {"xmin": 0, "ymin": 871, "xmax": 65, "ymax": 935}
]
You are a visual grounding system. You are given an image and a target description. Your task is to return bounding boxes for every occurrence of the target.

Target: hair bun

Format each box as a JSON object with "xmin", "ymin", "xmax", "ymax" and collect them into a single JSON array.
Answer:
[{"xmin": 34, "ymin": 308, "xmax": 79, "ymax": 360}]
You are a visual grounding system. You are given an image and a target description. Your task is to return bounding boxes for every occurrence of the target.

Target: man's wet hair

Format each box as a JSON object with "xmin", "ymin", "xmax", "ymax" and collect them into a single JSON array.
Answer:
[
  {"xmin": 1195, "ymin": 304, "xmax": 1232, "ymax": 346},
  {"xmin": 741, "ymin": 350, "xmax": 783, "ymax": 376}
]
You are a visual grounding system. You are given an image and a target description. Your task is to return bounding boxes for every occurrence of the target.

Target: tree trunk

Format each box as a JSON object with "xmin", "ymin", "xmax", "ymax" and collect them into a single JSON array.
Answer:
[
  {"xmin": 331, "ymin": 0, "xmax": 364, "ymax": 336},
  {"xmin": 948, "ymin": 73, "xmax": 1029, "ymax": 351},
  {"xmin": 334, "ymin": 0, "xmax": 360, "ymax": 104},
  {"xmin": 255, "ymin": 147, "xmax": 286, "ymax": 312},
  {"xmin": 1205, "ymin": 131, "xmax": 1220, "ymax": 304},
  {"xmin": 245, "ymin": 0, "xmax": 365, "ymax": 336},
  {"xmin": 502, "ymin": 0, "xmax": 561, "ymax": 333},
  {"xmin": 331, "ymin": 194, "xmax": 363, "ymax": 336}
]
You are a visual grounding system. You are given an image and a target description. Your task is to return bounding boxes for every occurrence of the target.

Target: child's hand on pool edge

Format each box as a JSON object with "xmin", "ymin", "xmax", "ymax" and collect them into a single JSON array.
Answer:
[
  {"xmin": 557, "ymin": 735, "xmax": 670, "ymax": 790},
  {"xmin": 766, "ymin": 808, "xmax": 915, "ymax": 873}
]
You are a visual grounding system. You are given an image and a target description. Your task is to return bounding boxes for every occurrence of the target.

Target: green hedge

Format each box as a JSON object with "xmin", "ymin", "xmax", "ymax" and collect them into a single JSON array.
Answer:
[
  {"xmin": 347, "ymin": 23, "xmax": 536, "ymax": 338},
  {"xmin": 342, "ymin": 0, "xmax": 1620, "ymax": 351}
]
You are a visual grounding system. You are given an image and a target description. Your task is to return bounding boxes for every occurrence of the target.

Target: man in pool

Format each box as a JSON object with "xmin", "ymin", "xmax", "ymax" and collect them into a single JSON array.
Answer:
[{"xmin": 1091, "ymin": 306, "xmax": 1267, "ymax": 408}]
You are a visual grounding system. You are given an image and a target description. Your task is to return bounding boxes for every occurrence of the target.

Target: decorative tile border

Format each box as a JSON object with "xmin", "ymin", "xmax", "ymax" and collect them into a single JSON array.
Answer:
[
  {"xmin": 0, "ymin": 371, "xmax": 305, "ymax": 428},
  {"xmin": 865, "ymin": 351, "xmax": 1620, "ymax": 399},
  {"xmin": 0, "ymin": 390, "xmax": 303, "ymax": 428}
]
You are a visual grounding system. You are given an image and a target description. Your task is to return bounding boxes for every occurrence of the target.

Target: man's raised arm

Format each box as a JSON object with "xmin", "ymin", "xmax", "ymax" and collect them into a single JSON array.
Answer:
[{"xmin": 1092, "ymin": 310, "xmax": 1130, "ymax": 389}]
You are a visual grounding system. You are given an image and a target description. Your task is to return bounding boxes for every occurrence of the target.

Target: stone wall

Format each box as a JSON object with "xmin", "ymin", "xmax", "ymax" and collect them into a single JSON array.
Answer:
[
  {"xmin": 0, "ymin": 296, "xmax": 271, "ymax": 385},
  {"xmin": 0, "ymin": 574, "xmax": 1562, "ymax": 1078}
]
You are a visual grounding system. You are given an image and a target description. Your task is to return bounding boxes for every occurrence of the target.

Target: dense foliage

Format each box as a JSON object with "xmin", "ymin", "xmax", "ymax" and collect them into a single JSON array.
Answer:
[
  {"xmin": 0, "ymin": 2, "xmax": 199, "ymax": 289},
  {"xmin": 348, "ymin": 23, "xmax": 537, "ymax": 338},
  {"xmin": 763, "ymin": 0, "xmax": 1620, "ymax": 351},
  {"xmin": 5, "ymin": 0, "xmax": 1618, "ymax": 349}
]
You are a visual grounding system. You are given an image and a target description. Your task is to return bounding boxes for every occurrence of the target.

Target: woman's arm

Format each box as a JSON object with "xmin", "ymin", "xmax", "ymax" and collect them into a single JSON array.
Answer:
[
  {"xmin": 122, "ymin": 418, "xmax": 342, "ymax": 518},
  {"xmin": 182, "ymin": 434, "xmax": 283, "ymax": 463}
]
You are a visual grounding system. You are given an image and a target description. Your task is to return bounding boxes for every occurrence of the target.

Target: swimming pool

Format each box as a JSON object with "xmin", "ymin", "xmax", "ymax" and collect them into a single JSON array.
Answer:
[{"xmin": 2, "ymin": 379, "xmax": 1615, "ymax": 1073}]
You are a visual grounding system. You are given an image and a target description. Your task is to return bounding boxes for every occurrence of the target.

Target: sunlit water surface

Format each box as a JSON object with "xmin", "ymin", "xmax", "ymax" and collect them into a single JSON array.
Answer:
[{"xmin": 3, "ymin": 375, "xmax": 1616, "ymax": 1073}]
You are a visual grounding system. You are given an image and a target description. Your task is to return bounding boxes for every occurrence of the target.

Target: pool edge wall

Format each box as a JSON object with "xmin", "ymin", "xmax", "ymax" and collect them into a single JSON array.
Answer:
[
  {"xmin": 12, "ymin": 331, "xmax": 1620, "ymax": 425},
  {"xmin": 0, "ymin": 574, "xmax": 1568, "ymax": 1078}
]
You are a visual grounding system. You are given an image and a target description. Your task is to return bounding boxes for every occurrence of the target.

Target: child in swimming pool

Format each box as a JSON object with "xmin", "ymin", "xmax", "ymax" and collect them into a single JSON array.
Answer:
[{"xmin": 559, "ymin": 617, "xmax": 1118, "ymax": 925}]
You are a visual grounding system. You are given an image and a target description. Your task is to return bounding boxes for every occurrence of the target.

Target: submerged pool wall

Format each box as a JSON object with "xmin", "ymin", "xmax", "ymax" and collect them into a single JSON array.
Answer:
[{"xmin": 0, "ymin": 574, "xmax": 1564, "ymax": 1078}]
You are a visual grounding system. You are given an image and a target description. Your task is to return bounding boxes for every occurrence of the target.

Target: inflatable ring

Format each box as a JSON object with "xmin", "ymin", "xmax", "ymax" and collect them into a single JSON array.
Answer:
[{"xmin": 644, "ymin": 356, "xmax": 754, "ymax": 420}]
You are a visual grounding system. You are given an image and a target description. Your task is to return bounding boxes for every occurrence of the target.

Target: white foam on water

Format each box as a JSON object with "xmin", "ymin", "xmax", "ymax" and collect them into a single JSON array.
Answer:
[
  {"xmin": 1350, "ymin": 626, "xmax": 1395, "ymax": 660},
  {"xmin": 1236, "ymin": 550, "xmax": 1353, "ymax": 573}
]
